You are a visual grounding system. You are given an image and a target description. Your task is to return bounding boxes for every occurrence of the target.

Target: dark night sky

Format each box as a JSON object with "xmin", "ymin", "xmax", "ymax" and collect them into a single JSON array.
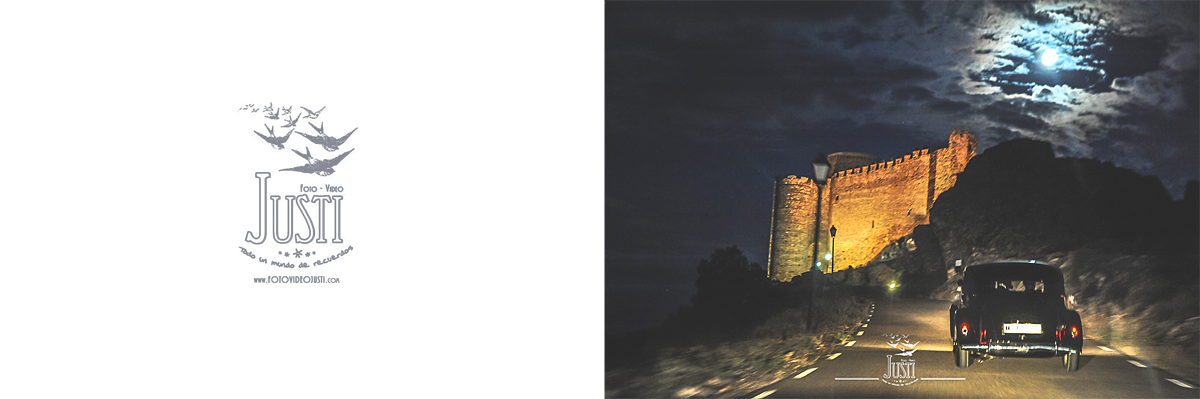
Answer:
[{"xmin": 605, "ymin": 1, "xmax": 1199, "ymax": 334}]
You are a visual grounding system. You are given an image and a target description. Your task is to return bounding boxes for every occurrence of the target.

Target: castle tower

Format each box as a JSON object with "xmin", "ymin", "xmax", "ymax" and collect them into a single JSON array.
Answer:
[
  {"xmin": 766, "ymin": 131, "xmax": 977, "ymax": 281},
  {"xmin": 767, "ymin": 175, "xmax": 821, "ymax": 281}
]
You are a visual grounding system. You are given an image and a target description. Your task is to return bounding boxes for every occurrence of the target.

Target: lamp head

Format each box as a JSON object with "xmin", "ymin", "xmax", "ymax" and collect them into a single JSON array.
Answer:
[{"xmin": 812, "ymin": 153, "xmax": 831, "ymax": 183}]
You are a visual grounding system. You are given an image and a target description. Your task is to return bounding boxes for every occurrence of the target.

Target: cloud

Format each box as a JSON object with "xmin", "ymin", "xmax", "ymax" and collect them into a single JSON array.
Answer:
[
  {"xmin": 892, "ymin": 86, "xmax": 935, "ymax": 102},
  {"xmin": 929, "ymin": 98, "xmax": 972, "ymax": 113},
  {"xmin": 607, "ymin": 1, "xmax": 1196, "ymax": 198},
  {"xmin": 1111, "ymin": 77, "xmax": 1134, "ymax": 91}
]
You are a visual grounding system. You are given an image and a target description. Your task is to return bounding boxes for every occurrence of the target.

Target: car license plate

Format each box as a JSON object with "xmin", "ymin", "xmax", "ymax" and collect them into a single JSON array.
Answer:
[{"xmin": 1003, "ymin": 323, "xmax": 1042, "ymax": 334}]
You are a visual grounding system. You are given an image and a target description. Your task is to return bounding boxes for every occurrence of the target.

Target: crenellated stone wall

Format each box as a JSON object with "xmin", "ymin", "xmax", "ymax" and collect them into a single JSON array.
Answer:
[{"xmin": 767, "ymin": 130, "xmax": 977, "ymax": 281}]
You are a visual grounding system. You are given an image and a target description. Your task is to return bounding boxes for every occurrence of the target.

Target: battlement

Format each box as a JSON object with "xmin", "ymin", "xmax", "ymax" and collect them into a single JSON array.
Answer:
[
  {"xmin": 833, "ymin": 148, "xmax": 932, "ymax": 180},
  {"xmin": 767, "ymin": 130, "xmax": 977, "ymax": 281}
]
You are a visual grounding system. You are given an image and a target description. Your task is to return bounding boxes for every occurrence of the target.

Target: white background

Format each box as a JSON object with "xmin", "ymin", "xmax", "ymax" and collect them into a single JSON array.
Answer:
[{"xmin": 2, "ymin": 2, "xmax": 602, "ymax": 397}]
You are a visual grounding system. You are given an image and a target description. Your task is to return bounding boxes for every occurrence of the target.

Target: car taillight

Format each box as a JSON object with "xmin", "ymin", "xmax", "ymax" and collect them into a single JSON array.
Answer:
[
  {"xmin": 1070, "ymin": 325, "xmax": 1079, "ymax": 338},
  {"xmin": 961, "ymin": 323, "xmax": 969, "ymax": 336}
]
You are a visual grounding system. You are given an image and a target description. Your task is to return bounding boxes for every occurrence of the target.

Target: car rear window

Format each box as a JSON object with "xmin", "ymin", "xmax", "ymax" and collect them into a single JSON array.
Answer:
[
  {"xmin": 992, "ymin": 280, "xmax": 1046, "ymax": 293},
  {"xmin": 964, "ymin": 263, "xmax": 1064, "ymax": 296}
]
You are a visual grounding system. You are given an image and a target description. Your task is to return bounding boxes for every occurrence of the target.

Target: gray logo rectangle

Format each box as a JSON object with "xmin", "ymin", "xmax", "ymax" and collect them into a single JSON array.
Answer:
[{"xmin": 235, "ymin": 97, "xmax": 360, "ymax": 283}]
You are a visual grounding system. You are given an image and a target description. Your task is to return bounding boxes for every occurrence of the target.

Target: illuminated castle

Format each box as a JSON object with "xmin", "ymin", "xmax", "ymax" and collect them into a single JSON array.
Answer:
[{"xmin": 767, "ymin": 130, "xmax": 977, "ymax": 281}]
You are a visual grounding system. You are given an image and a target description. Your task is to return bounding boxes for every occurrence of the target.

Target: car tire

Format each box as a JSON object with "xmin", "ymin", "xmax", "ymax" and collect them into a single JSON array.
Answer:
[
  {"xmin": 954, "ymin": 344, "xmax": 969, "ymax": 368},
  {"xmin": 1063, "ymin": 351, "xmax": 1079, "ymax": 371}
]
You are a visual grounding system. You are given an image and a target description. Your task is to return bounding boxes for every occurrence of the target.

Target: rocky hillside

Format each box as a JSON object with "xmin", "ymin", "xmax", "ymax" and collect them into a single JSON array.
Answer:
[{"xmin": 931, "ymin": 139, "xmax": 1193, "ymax": 262}]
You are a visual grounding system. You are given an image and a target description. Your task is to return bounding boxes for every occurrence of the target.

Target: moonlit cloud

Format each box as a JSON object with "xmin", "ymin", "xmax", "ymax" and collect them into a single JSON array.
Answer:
[{"xmin": 947, "ymin": 1, "xmax": 1197, "ymax": 187}]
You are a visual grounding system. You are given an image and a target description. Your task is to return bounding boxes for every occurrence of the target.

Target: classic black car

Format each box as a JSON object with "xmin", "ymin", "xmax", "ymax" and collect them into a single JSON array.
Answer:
[{"xmin": 949, "ymin": 261, "xmax": 1083, "ymax": 371}]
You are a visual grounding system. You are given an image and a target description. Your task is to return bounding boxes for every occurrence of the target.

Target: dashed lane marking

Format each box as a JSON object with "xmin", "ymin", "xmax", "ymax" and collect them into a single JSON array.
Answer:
[
  {"xmin": 862, "ymin": 324, "xmax": 868, "ymax": 328},
  {"xmin": 752, "ymin": 389, "xmax": 776, "ymax": 399},
  {"xmin": 1098, "ymin": 345, "xmax": 1113, "ymax": 352},
  {"xmin": 828, "ymin": 353, "xmax": 842, "ymax": 360},
  {"xmin": 846, "ymin": 341, "xmax": 856, "ymax": 346},
  {"xmin": 1166, "ymin": 379, "xmax": 1195, "ymax": 389},
  {"xmin": 1128, "ymin": 360, "xmax": 1147, "ymax": 368},
  {"xmin": 856, "ymin": 331, "xmax": 864, "ymax": 336},
  {"xmin": 794, "ymin": 368, "xmax": 818, "ymax": 379}
]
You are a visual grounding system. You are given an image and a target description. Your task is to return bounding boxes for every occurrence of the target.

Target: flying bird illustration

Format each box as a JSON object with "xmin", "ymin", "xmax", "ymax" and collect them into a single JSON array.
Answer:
[
  {"xmin": 292, "ymin": 146, "xmax": 315, "ymax": 162},
  {"xmin": 881, "ymin": 333, "xmax": 919, "ymax": 355},
  {"xmin": 300, "ymin": 105, "xmax": 325, "ymax": 119},
  {"xmin": 281, "ymin": 113, "xmax": 300, "ymax": 128},
  {"xmin": 281, "ymin": 106, "xmax": 292, "ymax": 115},
  {"xmin": 253, "ymin": 124, "xmax": 292, "ymax": 149},
  {"xmin": 280, "ymin": 148, "xmax": 355, "ymax": 176},
  {"xmin": 265, "ymin": 108, "xmax": 281, "ymax": 120},
  {"xmin": 263, "ymin": 102, "xmax": 274, "ymax": 113},
  {"xmin": 297, "ymin": 122, "xmax": 356, "ymax": 152}
]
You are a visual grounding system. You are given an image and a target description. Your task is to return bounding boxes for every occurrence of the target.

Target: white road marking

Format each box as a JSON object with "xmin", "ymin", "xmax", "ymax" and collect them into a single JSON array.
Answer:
[
  {"xmin": 921, "ymin": 378, "xmax": 967, "ymax": 381},
  {"xmin": 862, "ymin": 324, "xmax": 868, "ymax": 328},
  {"xmin": 752, "ymin": 389, "xmax": 776, "ymax": 399},
  {"xmin": 856, "ymin": 331, "xmax": 864, "ymax": 336},
  {"xmin": 1166, "ymin": 379, "xmax": 1195, "ymax": 389},
  {"xmin": 1098, "ymin": 345, "xmax": 1114, "ymax": 352},
  {"xmin": 1128, "ymin": 360, "xmax": 1147, "ymax": 368},
  {"xmin": 835, "ymin": 378, "xmax": 879, "ymax": 381},
  {"xmin": 795, "ymin": 367, "xmax": 818, "ymax": 379},
  {"xmin": 828, "ymin": 353, "xmax": 842, "ymax": 360},
  {"xmin": 846, "ymin": 341, "xmax": 856, "ymax": 346}
]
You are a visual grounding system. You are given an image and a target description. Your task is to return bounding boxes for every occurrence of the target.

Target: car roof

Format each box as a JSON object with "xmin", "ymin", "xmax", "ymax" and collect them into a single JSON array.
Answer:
[
  {"xmin": 964, "ymin": 260, "xmax": 1057, "ymax": 270},
  {"xmin": 962, "ymin": 261, "xmax": 1064, "ymax": 292}
]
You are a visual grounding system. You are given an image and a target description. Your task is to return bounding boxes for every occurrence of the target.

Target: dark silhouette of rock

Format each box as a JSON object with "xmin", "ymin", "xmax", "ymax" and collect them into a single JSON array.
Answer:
[{"xmin": 931, "ymin": 138, "xmax": 1188, "ymax": 264}]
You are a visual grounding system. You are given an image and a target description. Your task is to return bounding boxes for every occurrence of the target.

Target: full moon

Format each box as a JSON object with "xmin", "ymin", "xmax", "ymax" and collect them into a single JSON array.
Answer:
[{"xmin": 1041, "ymin": 48, "xmax": 1059, "ymax": 66}]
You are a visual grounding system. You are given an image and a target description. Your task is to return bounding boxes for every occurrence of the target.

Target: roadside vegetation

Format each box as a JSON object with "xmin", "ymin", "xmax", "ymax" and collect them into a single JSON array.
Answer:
[{"xmin": 605, "ymin": 246, "xmax": 872, "ymax": 398}]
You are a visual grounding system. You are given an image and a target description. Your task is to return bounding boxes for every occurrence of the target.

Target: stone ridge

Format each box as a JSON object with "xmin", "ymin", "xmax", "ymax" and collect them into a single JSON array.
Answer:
[{"xmin": 767, "ymin": 130, "xmax": 977, "ymax": 282}]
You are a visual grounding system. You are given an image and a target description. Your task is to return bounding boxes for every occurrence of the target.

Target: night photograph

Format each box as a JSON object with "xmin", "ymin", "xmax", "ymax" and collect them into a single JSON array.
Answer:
[{"xmin": 606, "ymin": 1, "xmax": 1199, "ymax": 398}]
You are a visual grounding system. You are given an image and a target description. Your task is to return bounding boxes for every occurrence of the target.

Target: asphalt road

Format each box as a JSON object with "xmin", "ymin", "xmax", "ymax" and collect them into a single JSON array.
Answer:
[{"xmin": 748, "ymin": 298, "xmax": 1198, "ymax": 398}]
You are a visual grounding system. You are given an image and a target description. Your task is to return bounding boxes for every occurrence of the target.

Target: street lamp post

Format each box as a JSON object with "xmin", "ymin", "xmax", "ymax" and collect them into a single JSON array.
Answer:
[
  {"xmin": 808, "ymin": 154, "xmax": 831, "ymax": 333},
  {"xmin": 830, "ymin": 225, "xmax": 837, "ymax": 272}
]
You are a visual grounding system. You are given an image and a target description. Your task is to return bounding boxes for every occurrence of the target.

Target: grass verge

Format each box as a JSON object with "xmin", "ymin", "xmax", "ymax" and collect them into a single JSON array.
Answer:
[{"xmin": 605, "ymin": 295, "xmax": 870, "ymax": 398}]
